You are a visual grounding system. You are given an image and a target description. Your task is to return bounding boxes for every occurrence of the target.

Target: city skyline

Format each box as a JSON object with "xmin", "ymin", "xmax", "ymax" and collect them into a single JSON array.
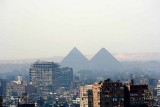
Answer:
[{"xmin": 0, "ymin": 0, "xmax": 160, "ymax": 60}]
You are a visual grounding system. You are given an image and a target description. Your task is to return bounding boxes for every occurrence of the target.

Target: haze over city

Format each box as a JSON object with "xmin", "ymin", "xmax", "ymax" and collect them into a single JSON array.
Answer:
[
  {"xmin": 0, "ymin": 0, "xmax": 160, "ymax": 60},
  {"xmin": 1, "ymin": 1, "xmax": 160, "ymax": 107}
]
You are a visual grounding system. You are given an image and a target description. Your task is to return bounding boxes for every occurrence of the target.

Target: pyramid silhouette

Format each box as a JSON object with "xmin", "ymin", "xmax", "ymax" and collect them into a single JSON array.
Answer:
[
  {"xmin": 61, "ymin": 47, "xmax": 122, "ymax": 72},
  {"xmin": 89, "ymin": 48, "xmax": 122, "ymax": 71},
  {"xmin": 60, "ymin": 47, "xmax": 89, "ymax": 71}
]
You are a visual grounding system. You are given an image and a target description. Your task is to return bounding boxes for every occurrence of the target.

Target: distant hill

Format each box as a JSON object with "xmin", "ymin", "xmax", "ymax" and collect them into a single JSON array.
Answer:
[
  {"xmin": 0, "ymin": 56, "xmax": 63, "ymax": 64},
  {"xmin": 60, "ymin": 47, "xmax": 89, "ymax": 71},
  {"xmin": 114, "ymin": 53, "xmax": 160, "ymax": 61},
  {"xmin": 0, "ymin": 57, "xmax": 63, "ymax": 73},
  {"xmin": 1, "ymin": 49, "xmax": 160, "ymax": 73},
  {"xmin": 0, "ymin": 64, "xmax": 30, "ymax": 73},
  {"xmin": 89, "ymin": 48, "xmax": 123, "ymax": 71}
]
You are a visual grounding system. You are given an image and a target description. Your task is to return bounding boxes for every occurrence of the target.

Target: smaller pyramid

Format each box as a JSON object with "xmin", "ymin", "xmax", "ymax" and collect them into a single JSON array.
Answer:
[
  {"xmin": 89, "ymin": 48, "xmax": 122, "ymax": 71},
  {"xmin": 60, "ymin": 47, "xmax": 89, "ymax": 71}
]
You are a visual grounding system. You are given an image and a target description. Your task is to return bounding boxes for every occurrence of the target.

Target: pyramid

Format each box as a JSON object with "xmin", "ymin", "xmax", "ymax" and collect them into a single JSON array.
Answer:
[
  {"xmin": 89, "ymin": 48, "xmax": 122, "ymax": 71},
  {"xmin": 60, "ymin": 47, "xmax": 89, "ymax": 71}
]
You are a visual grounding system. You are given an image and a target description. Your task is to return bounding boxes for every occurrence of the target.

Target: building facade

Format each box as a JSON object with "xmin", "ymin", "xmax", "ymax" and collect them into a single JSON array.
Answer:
[
  {"xmin": 60, "ymin": 67, "xmax": 73, "ymax": 88},
  {"xmin": 0, "ymin": 79, "xmax": 6, "ymax": 98},
  {"xmin": 7, "ymin": 75, "xmax": 27, "ymax": 97},
  {"xmin": 92, "ymin": 79, "xmax": 130, "ymax": 107},
  {"xmin": 80, "ymin": 79, "xmax": 153, "ymax": 107},
  {"xmin": 80, "ymin": 85, "xmax": 93, "ymax": 107},
  {"xmin": 29, "ymin": 61, "xmax": 61, "ymax": 95},
  {"xmin": 157, "ymin": 80, "xmax": 160, "ymax": 96},
  {"xmin": 129, "ymin": 85, "xmax": 153, "ymax": 107}
]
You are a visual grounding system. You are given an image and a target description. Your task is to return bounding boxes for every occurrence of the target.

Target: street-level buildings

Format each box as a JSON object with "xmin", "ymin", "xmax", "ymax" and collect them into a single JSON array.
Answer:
[
  {"xmin": 80, "ymin": 79, "xmax": 153, "ymax": 107},
  {"xmin": 7, "ymin": 75, "xmax": 27, "ymax": 97}
]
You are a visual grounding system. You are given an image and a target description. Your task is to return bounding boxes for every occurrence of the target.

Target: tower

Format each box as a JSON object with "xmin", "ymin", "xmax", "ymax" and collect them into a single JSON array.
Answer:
[
  {"xmin": 29, "ymin": 61, "xmax": 61, "ymax": 95},
  {"xmin": 157, "ymin": 80, "xmax": 160, "ymax": 96}
]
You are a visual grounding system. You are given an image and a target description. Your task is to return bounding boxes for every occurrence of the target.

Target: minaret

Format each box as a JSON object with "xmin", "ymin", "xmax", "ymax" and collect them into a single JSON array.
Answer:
[
  {"xmin": 17, "ymin": 75, "xmax": 23, "ymax": 84},
  {"xmin": 18, "ymin": 75, "xmax": 22, "ymax": 81}
]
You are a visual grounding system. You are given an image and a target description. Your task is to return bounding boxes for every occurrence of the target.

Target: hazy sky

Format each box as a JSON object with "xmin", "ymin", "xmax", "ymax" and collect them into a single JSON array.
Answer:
[{"xmin": 0, "ymin": 0, "xmax": 160, "ymax": 60}]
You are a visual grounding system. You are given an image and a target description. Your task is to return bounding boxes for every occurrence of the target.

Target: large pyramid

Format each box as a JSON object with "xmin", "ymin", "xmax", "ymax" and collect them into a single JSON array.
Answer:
[
  {"xmin": 89, "ymin": 48, "xmax": 122, "ymax": 71},
  {"xmin": 60, "ymin": 47, "xmax": 89, "ymax": 71}
]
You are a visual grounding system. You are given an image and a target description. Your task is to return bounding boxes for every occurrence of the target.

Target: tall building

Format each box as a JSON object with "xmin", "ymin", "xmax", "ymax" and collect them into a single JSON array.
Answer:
[
  {"xmin": 80, "ymin": 79, "xmax": 153, "ymax": 107},
  {"xmin": 80, "ymin": 79, "xmax": 130, "ymax": 107},
  {"xmin": 92, "ymin": 83, "xmax": 100, "ymax": 107},
  {"xmin": 0, "ymin": 79, "xmax": 6, "ymax": 98},
  {"xmin": 29, "ymin": 61, "xmax": 61, "ymax": 95},
  {"xmin": 92, "ymin": 79, "xmax": 130, "ymax": 107},
  {"xmin": 60, "ymin": 67, "xmax": 73, "ymax": 88},
  {"xmin": 80, "ymin": 85, "xmax": 93, "ymax": 107},
  {"xmin": 129, "ymin": 85, "xmax": 153, "ymax": 107},
  {"xmin": 157, "ymin": 80, "xmax": 160, "ymax": 96}
]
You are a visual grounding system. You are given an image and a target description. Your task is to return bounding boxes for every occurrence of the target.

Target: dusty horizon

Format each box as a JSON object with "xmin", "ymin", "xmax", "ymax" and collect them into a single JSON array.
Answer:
[{"xmin": 1, "ymin": 0, "xmax": 160, "ymax": 60}]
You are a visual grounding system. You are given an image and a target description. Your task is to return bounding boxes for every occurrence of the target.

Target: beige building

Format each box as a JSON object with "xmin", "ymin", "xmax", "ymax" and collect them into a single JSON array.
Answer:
[
  {"xmin": 80, "ymin": 85, "xmax": 93, "ymax": 107},
  {"xmin": 92, "ymin": 84, "xmax": 101, "ymax": 107}
]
